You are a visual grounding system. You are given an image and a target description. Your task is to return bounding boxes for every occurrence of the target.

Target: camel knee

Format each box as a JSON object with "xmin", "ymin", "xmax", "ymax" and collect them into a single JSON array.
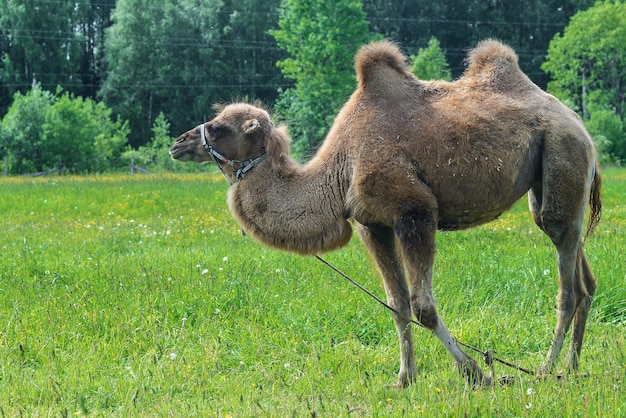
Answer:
[
  {"xmin": 411, "ymin": 295, "xmax": 439, "ymax": 329},
  {"xmin": 394, "ymin": 208, "xmax": 436, "ymax": 246},
  {"xmin": 542, "ymin": 215, "xmax": 584, "ymax": 248},
  {"xmin": 542, "ymin": 218, "xmax": 568, "ymax": 246}
]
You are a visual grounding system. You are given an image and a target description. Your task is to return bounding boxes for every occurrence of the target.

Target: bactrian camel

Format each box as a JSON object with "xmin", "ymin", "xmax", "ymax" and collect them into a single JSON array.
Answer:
[{"xmin": 170, "ymin": 39, "xmax": 602, "ymax": 388}]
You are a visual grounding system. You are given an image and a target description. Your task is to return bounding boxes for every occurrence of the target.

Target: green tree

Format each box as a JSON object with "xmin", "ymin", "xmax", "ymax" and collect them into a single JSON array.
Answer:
[
  {"xmin": 219, "ymin": 0, "xmax": 286, "ymax": 103},
  {"xmin": 542, "ymin": 1, "xmax": 626, "ymax": 162},
  {"xmin": 100, "ymin": 0, "xmax": 225, "ymax": 148},
  {"xmin": 0, "ymin": 85, "xmax": 54, "ymax": 174},
  {"xmin": 585, "ymin": 110, "xmax": 625, "ymax": 165},
  {"xmin": 0, "ymin": 0, "xmax": 116, "ymax": 116},
  {"xmin": 411, "ymin": 37, "xmax": 452, "ymax": 81},
  {"xmin": 363, "ymin": 0, "xmax": 594, "ymax": 86},
  {"xmin": 73, "ymin": 0, "xmax": 117, "ymax": 99},
  {"xmin": 41, "ymin": 92, "xmax": 128, "ymax": 173},
  {"xmin": 271, "ymin": 0, "xmax": 380, "ymax": 157}
]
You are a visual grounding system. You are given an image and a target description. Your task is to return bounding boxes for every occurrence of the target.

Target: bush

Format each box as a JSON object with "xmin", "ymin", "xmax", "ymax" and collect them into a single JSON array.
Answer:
[
  {"xmin": 0, "ymin": 85, "xmax": 54, "ymax": 174},
  {"xmin": 585, "ymin": 109, "xmax": 626, "ymax": 165},
  {"xmin": 1, "ymin": 86, "xmax": 130, "ymax": 174},
  {"xmin": 41, "ymin": 93, "xmax": 129, "ymax": 173},
  {"xmin": 411, "ymin": 37, "xmax": 452, "ymax": 81},
  {"xmin": 122, "ymin": 112, "xmax": 206, "ymax": 173}
]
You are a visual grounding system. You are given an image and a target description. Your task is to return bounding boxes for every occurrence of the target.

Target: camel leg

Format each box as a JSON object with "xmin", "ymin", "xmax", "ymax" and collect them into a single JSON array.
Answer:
[
  {"xmin": 357, "ymin": 223, "xmax": 415, "ymax": 387},
  {"xmin": 529, "ymin": 184, "xmax": 586, "ymax": 375},
  {"xmin": 566, "ymin": 246, "xmax": 597, "ymax": 371},
  {"xmin": 394, "ymin": 208, "xmax": 489, "ymax": 387}
]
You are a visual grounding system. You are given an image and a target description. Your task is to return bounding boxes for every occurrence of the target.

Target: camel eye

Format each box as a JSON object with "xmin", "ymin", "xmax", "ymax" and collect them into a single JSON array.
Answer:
[{"xmin": 208, "ymin": 123, "xmax": 226, "ymax": 138}]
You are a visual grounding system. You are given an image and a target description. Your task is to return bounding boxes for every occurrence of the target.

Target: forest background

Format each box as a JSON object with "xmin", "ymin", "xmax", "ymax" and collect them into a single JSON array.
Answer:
[{"xmin": 1, "ymin": 0, "xmax": 625, "ymax": 174}]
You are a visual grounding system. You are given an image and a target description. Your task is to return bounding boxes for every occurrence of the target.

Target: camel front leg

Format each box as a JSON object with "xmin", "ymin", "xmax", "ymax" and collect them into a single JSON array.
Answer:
[
  {"xmin": 394, "ymin": 208, "xmax": 490, "ymax": 387},
  {"xmin": 358, "ymin": 224, "xmax": 415, "ymax": 387}
]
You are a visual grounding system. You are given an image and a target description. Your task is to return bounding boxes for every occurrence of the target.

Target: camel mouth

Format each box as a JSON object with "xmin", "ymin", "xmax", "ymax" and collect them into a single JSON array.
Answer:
[{"xmin": 169, "ymin": 146, "xmax": 192, "ymax": 161}]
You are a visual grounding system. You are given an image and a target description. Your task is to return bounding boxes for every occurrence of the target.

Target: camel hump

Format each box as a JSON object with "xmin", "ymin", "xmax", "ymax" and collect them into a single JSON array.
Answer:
[
  {"xmin": 464, "ymin": 39, "xmax": 532, "ymax": 90},
  {"xmin": 355, "ymin": 40, "xmax": 412, "ymax": 90}
]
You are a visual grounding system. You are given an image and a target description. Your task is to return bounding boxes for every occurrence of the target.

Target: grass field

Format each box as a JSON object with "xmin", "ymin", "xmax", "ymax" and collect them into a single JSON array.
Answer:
[{"xmin": 0, "ymin": 168, "xmax": 625, "ymax": 416}]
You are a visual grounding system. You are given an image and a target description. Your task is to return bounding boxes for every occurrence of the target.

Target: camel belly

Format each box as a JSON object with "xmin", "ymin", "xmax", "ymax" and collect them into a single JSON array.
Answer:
[
  {"xmin": 437, "ymin": 206, "xmax": 507, "ymax": 230},
  {"xmin": 432, "ymin": 172, "xmax": 533, "ymax": 231}
]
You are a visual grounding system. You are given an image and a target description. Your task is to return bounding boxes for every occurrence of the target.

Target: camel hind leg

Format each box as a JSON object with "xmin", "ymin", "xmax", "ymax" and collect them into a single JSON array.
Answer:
[
  {"xmin": 528, "ymin": 160, "xmax": 595, "ymax": 374},
  {"xmin": 567, "ymin": 246, "xmax": 597, "ymax": 370}
]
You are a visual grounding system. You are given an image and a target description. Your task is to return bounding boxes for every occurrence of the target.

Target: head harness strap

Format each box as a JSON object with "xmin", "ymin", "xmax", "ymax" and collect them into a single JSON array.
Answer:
[{"xmin": 199, "ymin": 123, "xmax": 267, "ymax": 183}]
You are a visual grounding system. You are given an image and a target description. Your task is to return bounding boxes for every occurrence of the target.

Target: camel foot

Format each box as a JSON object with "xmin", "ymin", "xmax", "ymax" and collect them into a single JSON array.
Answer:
[
  {"xmin": 386, "ymin": 372, "xmax": 415, "ymax": 389},
  {"xmin": 386, "ymin": 381, "xmax": 408, "ymax": 390},
  {"xmin": 497, "ymin": 376, "xmax": 517, "ymax": 386},
  {"xmin": 459, "ymin": 359, "xmax": 492, "ymax": 389}
]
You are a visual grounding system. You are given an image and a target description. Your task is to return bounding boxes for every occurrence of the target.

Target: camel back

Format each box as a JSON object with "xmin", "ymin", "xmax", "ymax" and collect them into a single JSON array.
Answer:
[{"xmin": 354, "ymin": 39, "xmax": 534, "ymax": 93}]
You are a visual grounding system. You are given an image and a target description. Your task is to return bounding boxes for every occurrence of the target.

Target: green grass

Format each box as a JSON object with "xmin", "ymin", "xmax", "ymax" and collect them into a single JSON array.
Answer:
[{"xmin": 0, "ymin": 169, "xmax": 625, "ymax": 416}]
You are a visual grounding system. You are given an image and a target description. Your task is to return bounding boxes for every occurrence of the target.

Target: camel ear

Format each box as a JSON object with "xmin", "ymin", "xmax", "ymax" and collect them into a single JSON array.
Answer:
[{"xmin": 242, "ymin": 119, "xmax": 260, "ymax": 135}]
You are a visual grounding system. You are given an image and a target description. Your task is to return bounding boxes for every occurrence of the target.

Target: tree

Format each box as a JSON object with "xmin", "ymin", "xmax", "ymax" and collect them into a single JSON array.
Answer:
[
  {"xmin": 0, "ymin": 86, "xmax": 128, "ymax": 174},
  {"xmin": 0, "ymin": 0, "xmax": 83, "ymax": 115},
  {"xmin": 411, "ymin": 37, "xmax": 452, "ymax": 81},
  {"xmin": 542, "ymin": 1, "xmax": 626, "ymax": 162},
  {"xmin": 41, "ymin": 92, "xmax": 128, "ymax": 173},
  {"xmin": 0, "ymin": 0, "xmax": 115, "ymax": 117},
  {"xmin": 0, "ymin": 85, "xmax": 54, "ymax": 174},
  {"xmin": 218, "ymin": 0, "xmax": 286, "ymax": 103},
  {"xmin": 363, "ymin": 0, "xmax": 594, "ymax": 86},
  {"xmin": 99, "ymin": 0, "xmax": 225, "ymax": 148},
  {"xmin": 542, "ymin": 1, "xmax": 626, "ymax": 118},
  {"xmin": 73, "ymin": 0, "xmax": 117, "ymax": 99},
  {"xmin": 271, "ymin": 0, "xmax": 380, "ymax": 157}
]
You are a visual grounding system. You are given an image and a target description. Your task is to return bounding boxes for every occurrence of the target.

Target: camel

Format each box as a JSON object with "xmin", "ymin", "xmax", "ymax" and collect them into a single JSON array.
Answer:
[{"xmin": 169, "ymin": 39, "xmax": 602, "ymax": 388}]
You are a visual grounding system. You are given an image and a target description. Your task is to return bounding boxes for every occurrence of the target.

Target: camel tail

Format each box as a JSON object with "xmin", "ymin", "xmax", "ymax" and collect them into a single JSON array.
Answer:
[{"xmin": 585, "ymin": 161, "xmax": 602, "ymax": 240}]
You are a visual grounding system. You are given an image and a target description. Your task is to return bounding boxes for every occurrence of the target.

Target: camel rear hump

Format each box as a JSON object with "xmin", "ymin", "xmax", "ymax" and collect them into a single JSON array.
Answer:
[
  {"xmin": 355, "ymin": 40, "xmax": 414, "ymax": 92},
  {"xmin": 463, "ymin": 39, "xmax": 535, "ymax": 91}
]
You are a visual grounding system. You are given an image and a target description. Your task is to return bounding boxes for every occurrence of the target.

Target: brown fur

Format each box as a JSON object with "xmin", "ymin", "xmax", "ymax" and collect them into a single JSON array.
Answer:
[{"xmin": 170, "ymin": 39, "xmax": 601, "ymax": 388}]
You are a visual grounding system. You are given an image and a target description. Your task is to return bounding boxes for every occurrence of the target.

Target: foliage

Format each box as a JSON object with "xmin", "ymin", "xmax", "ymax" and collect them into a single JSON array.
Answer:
[
  {"xmin": 218, "ymin": 0, "xmax": 286, "ymax": 103},
  {"xmin": 363, "ymin": 0, "xmax": 595, "ymax": 86},
  {"xmin": 0, "ymin": 171, "xmax": 624, "ymax": 414},
  {"xmin": 100, "ymin": 0, "xmax": 225, "ymax": 147},
  {"xmin": 1, "ymin": 0, "xmax": 618, "ymax": 168},
  {"xmin": 410, "ymin": 37, "xmax": 452, "ymax": 81},
  {"xmin": 0, "ymin": 0, "xmax": 115, "ymax": 114},
  {"xmin": 585, "ymin": 109, "xmax": 626, "ymax": 165},
  {"xmin": 122, "ymin": 112, "xmax": 205, "ymax": 173},
  {"xmin": 271, "ymin": 0, "xmax": 380, "ymax": 157},
  {"xmin": 0, "ymin": 85, "xmax": 54, "ymax": 174},
  {"xmin": 99, "ymin": 0, "xmax": 282, "ymax": 148},
  {"xmin": 542, "ymin": 1, "xmax": 626, "ymax": 163},
  {"xmin": 0, "ymin": 86, "xmax": 128, "ymax": 174},
  {"xmin": 41, "ymin": 93, "xmax": 128, "ymax": 173}
]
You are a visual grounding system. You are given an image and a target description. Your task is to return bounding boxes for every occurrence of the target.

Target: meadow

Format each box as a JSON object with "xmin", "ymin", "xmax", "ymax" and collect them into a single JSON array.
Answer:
[{"xmin": 0, "ymin": 169, "xmax": 624, "ymax": 416}]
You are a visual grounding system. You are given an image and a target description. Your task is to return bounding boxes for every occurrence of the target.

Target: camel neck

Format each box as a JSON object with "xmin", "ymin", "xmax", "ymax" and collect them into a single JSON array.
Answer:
[{"xmin": 227, "ymin": 150, "xmax": 353, "ymax": 255}]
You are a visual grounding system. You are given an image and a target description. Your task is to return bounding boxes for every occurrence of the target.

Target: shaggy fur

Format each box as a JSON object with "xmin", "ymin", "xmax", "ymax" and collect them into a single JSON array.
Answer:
[{"xmin": 170, "ymin": 39, "xmax": 601, "ymax": 388}]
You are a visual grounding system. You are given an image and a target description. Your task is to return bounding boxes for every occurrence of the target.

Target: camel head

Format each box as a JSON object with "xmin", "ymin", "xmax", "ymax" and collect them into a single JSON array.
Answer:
[
  {"xmin": 170, "ymin": 103, "xmax": 273, "ymax": 164},
  {"xmin": 171, "ymin": 103, "xmax": 295, "ymax": 181}
]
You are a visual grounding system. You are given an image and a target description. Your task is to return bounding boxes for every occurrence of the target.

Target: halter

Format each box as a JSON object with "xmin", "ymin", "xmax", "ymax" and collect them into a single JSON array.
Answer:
[{"xmin": 200, "ymin": 123, "xmax": 267, "ymax": 183}]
